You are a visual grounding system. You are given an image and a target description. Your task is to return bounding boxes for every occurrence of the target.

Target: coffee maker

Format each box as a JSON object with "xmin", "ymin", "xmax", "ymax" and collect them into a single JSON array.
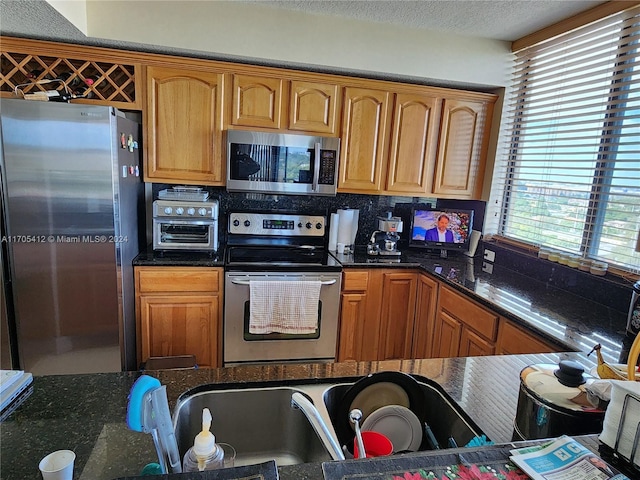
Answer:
[{"xmin": 367, "ymin": 213, "xmax": 403, "ymax": 256}]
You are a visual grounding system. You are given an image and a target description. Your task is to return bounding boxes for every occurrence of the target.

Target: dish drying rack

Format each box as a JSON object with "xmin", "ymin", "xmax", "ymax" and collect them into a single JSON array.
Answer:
[
  {"xmin": 607, "ymin": 392, "xmax": 640, "ymax": 475},
  {"xmin": 158, "ymin": 186, "xmax": 210, "ymax": 202}
]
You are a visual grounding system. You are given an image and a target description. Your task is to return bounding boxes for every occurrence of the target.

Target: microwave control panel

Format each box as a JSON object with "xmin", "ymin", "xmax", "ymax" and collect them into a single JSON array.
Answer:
[{"xmin": 318, "ymin": 150, "xmax": 337, "ymax": 185}]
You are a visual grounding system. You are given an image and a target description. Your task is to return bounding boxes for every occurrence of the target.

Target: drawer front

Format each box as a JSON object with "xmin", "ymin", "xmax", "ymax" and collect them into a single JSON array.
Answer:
[
  {"xmin": 136, "ymin": 267, "xmax": 220, "ymax": 293},
  {"xmin": 342, "ymin": 270, "xmax": 369, "ymax": 291},
  {"xmin": 439, "ymin": 286, "xmax": 498, "ymax": 340}
]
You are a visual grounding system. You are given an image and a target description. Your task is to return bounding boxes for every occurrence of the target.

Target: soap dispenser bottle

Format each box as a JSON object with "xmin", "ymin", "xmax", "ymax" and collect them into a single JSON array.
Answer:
[{"xmin": 182, "ymin": 407, "xmax": 224, "ymax": 472}]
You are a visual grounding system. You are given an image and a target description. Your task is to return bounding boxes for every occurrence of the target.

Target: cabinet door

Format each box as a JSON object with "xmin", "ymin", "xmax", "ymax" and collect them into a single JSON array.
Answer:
[
  {"xmin": 145, "ymin": 66, "xmax": 224, "ymax": 185},
  {"xmin": 289, "ymin": 80, "xmax": 340, "ymax": 134},
  {"xmin": 412, "ymin": 274, "xmax": 439, "ymax": 358},
  {"xmin": 231, "ymin": 74, "xmax": 284, "ymax": 129},
  {"xmin": 459, "ymin": 328, "xmax": 495, "ymax": 357},
  {"xmin": 139, "ymin": 294, "xmax": 219, "ymax": 368},
  {"xmin": 338, "ymin": 293, "xmax": 367, "ymax": 362},
  {"xmin": 432, "ymin": 98, "xmax": 491, "ymax": 199},
  {"xmin": 338, "ymin": 87, "xmax": 391, "ymax": 192},
  {"xmin": 496, "ymin": 319, "xmax": 561, "ymax": 355},
  {"xmin": 386, "ymin": 93, "xmax": 441, "ymax": 194},
  {"xmin": 432, "ymin": 310, "xmax": 462, "ymax": 358},
  {"xmin": 379, "ymin": 272, "xmax": 417, "ymax": 360}
]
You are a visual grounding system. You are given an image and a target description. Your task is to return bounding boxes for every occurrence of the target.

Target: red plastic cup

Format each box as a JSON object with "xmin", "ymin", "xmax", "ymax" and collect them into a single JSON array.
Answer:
[{"xmin": 353, "ymin": 431, "xmax": 394, "ymax": 458}]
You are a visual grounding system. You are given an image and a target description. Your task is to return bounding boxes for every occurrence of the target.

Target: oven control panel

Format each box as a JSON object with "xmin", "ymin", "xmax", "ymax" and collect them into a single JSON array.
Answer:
[{"xmin": 229, "ymin": 212, "xmax": 325, "ymax": 236}]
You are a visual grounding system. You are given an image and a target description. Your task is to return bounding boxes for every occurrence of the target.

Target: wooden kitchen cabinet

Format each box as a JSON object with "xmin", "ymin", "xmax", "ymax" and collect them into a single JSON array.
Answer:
[
  {"xmin": 338, "ymin": 269, "xmax": 418, "ymax": 362},
  {"xmin": 412, "ymin": 273, "xmax": 439, "ymax": 358},
  {"xmin": 385, "ymin": 92, "xmax": 441, "ymax": 195},
  {"xmin": 135, "ymin": 267, "xmax": 223, "ymax": 368},
  {"xmin": 338, "ymin": 87, "xmax": 392, "ymax": 192},
  {"xmin": 379, "ymin": 271, "xmax": 418, "ymax": 360},
  {"xmin": 289, "ymin": 80, "xmax": 340, "ymax": 135},
  {"xmin": 432, "ymin": 97, "xmax": 494, "ymax": 199},
  {"xmin": 496, "ymin": 318, "xmax": 563, "ymax": 355},
  {"xmin": 433, "ymin": 285, "xmax": 498, "ymax": 358},
  {"xmin": 145, "ymin": 65, "xmax": 224, "ymax": 185},
  {"xmin": 231, "ymin": 73, "xmax": 285, "ymax": 129}
]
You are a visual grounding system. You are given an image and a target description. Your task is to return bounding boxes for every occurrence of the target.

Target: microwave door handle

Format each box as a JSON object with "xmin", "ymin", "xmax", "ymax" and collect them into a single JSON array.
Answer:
[{"xmin": 312, "ymin": 142, "xmax": 321, "ymax": 192}]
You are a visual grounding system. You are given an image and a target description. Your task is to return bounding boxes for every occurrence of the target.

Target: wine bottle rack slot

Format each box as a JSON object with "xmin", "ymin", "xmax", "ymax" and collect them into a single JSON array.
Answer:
[{"xmin": 1, "ymin": 51, "xmax": 138, "ymax": 106}]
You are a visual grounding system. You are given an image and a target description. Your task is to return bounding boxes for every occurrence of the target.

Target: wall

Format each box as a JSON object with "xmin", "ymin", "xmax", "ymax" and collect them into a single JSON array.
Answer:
[{"xmin": 79, "ymin": 1, "xmax": 512, "ymax": 89}]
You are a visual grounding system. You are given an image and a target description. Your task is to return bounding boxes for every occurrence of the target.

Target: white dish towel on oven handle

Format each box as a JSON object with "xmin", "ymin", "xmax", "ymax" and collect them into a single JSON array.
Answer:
[{"xmin": 249, "ymin": 280, "xmax": 322, "ymax": 334}]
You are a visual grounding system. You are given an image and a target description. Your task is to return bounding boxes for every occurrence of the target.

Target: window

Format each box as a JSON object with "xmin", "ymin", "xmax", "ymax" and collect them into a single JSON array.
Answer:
[{"xmin": 488, "ymin": 5, "xmax": 640, "ymax": 273}]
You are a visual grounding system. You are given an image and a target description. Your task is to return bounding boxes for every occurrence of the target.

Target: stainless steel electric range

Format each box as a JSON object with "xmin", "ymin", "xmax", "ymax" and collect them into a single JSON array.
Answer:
[{"xmin": 224, "ymin": 211, "xmax": 342, "ymax": 366}]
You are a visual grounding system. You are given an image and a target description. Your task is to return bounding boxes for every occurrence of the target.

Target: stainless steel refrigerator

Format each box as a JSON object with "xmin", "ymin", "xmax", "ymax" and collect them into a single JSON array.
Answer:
[{"xmin": 0, "ymin": 99, "xmax": 143, "ymax": 374}]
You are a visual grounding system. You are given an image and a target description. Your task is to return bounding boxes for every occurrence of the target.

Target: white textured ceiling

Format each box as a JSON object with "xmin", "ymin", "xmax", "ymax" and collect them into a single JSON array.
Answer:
[{"xmin": 243, "ymin": 0, "xmax": 608, "ymax": 41}]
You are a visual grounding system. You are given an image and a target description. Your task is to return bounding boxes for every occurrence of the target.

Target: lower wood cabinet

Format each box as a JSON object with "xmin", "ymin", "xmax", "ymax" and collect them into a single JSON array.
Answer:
[
  {"xmin": 412, "ymin": 274, "xmax": 439, "ymax": 358},
  {"xmin": 134, "ymin": 266, "xmax": 223, "ymax": 368},
  {"xmin": 338, "ymin": 269, "xmax": 418, "ymax": 362},
  {"xmin": 496, "ymin": 318, "xmax": 562, "ymax": 355},
  {"xmin": 433, "ymin": 285, "xmax": 498, "ymax": 358}
]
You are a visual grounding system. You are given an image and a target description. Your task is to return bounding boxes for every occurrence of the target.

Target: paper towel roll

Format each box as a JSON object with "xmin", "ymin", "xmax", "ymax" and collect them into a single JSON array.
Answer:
[
  {"xmin": 337, "ymin": 209, "xmax": 354, "ymax": 246},
  {"xmin": 328, "ymin": 213, "xmax": 339, "ymax": 251},
  {"xmin": 350, "ymin": 209, "xmax": 359, "ymax": 245}
]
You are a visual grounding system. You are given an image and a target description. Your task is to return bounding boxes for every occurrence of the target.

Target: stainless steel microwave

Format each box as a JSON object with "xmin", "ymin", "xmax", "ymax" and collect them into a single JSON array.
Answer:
[{"xmin": 226, "ymin": 130, "xmax": 340, "ymax": 196}]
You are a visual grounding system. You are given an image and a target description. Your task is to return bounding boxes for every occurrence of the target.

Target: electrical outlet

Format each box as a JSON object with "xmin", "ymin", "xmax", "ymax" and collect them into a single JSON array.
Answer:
[
  {"xmin": 482, "ymin": 261, "xmax": 494, "ymax": 274},
  {"xmin": 483, "ymin": 249, "xmax": 496, "ymax": 262}
]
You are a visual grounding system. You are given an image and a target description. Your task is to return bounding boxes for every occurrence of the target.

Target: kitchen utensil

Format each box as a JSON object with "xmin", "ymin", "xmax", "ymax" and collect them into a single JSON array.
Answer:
[
  {"xmin": 353, "ymin": 431, "xmax": 393, "ymax": 458},
  {"xmin": 361, "ymin": 404, "xmax": 422, "ymax": 452},
  {"xmin": 126, "ymin": 375, "xmax": 182, "ymax": 473},
  {"xmin": 513, "ymin": 361, "xmax": 605, "ymax": 440},
  {"xmin": 349, "ymin": 409, "xmax": 366, "ymax": 459},
  {"xmin": 335, "ymin": 371, "xmax": 426, "ymax": 452}
]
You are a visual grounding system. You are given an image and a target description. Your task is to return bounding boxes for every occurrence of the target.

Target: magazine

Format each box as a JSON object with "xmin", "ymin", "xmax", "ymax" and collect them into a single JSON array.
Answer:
[{"xmin": 510, "ymin": 435, "xmax": 630, "ymax": 480}]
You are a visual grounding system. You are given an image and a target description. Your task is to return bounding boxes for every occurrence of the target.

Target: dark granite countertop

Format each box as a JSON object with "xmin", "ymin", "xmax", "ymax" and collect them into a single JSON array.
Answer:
[
  {"xmin": 133, "ymin": 246, "xmax": 225, "ymax": 267},
  {"xmin": 333, "ymin": 248, "xmax": 628, "ymax": 364},
  {"xmin": 1, "ymin": 353, "xmax": 603, "ymax": 480}
]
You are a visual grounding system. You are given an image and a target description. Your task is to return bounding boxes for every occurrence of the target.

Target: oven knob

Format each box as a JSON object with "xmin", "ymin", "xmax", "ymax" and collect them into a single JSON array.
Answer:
[
  {"xmin": 244, "ymin": 220, "xmax": 251, "ymax": 227},
  {"xmin": 163, "ymin": 207, "xmax": 172, "ymax": 215},
  {"xmin": 233, "ymin": 219, "xmax": 240, "ymax": 227},
  {"xmin": 187, "ymin": 208, "xmax": 195, "ymax": 215},
  {"xmin": 315, "ymin": 222, "xmax": 322, "ymax": 230},
  {"xmin": 298, "ymin": 222, "xmax": 303, "ymax": 228},
  {"xmin": 305, "ymin": 222, "xmax": 312, "ymax": 229},
  {"xmin": 176, "ymin": 207, "xmax": 184, "ymax": 215},
  {"xmin": 198, "ymin": 208, "xmax": 207, "ymax": 216}
]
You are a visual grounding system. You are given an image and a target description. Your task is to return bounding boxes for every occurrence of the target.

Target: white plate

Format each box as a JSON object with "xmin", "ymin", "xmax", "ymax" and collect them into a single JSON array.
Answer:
[{"xmin": 361, "ymin": 404, "xmax": 422, "ymax": 452}]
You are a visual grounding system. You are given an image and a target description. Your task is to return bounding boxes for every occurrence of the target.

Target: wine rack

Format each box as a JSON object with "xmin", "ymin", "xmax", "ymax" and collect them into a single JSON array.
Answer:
[{"xmin": 1, "ymin": 48, "xmax": 140, "ymax": 109}]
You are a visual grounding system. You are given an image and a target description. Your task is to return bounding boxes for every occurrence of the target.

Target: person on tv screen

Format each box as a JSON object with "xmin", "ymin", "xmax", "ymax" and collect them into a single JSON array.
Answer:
[{"xmin": 425, "ymin": 214, "xmax": 455, "ymax": 242}]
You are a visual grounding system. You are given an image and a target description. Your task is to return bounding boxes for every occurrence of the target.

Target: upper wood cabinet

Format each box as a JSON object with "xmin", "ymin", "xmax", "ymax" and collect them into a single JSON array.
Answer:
[
  {"xmin": 385, "ymin": 93, "xmax": 441, "ymax": 195},
  {"xmin": 338, "ymin": 87, "xmax": 392, "ymax": 192},
  {"xmin": 432, "ymin": 97, "xmax": 493, "ymax": 199},
  {"xmin": 231, "ymin": 74, "xmax": 284, "ymax": 129},
  {"xmin": 289, "ymin": 80, "xmax": 340, "ymax": 135},
  {"xmin": 145, "ymin": 65, "xmax": 224, "ymax": 185}
]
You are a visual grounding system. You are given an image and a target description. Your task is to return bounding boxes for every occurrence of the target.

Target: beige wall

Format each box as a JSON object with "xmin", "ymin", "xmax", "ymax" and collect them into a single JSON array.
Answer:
[{"xmin": 69, "ymin": 0, "xmax": 512, "ymax": 88}]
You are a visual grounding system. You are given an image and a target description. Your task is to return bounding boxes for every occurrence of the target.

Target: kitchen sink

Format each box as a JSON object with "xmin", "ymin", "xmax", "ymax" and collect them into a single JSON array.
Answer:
[
  {"xmin": 322, "ymin": 376, "xmax": 487, "ymax": 451},
  {"xmin": 173, "ymin": 386, "xmax": 333, "ymax": 467},
  {"xmin": 173, "ymin": 374, "xmax": 487, "ymax": 468}
]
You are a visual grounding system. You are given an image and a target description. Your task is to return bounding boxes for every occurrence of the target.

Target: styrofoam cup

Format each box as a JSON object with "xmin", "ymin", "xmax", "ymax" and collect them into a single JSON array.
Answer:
[{"xmin": 39, "ymin": 450, "xmax": 75, "ymax": 480}]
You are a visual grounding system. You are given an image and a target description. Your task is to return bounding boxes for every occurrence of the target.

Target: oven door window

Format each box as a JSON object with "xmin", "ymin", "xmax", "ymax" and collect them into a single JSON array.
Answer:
[
  {"xmin": 242, "ymin": 301, "xmax": 322, "ymax": 340},
  {"xmin": 229, "ymin": 143, "xmax": 316, "ymax": 184},
  {"xmin": 160, "ymin": 224, "xmax": 210, "ymax": 243}
]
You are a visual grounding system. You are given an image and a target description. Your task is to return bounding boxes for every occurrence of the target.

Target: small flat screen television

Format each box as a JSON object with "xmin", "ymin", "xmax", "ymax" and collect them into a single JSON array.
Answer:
[{"xmin": 409, "ymin": 208, "xmax": 474, "ymax": 256}]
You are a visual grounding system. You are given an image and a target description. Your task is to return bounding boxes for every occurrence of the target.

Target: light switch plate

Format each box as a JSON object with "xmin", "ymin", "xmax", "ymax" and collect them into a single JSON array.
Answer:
[
  {"xmin": 482, "ymin": 261, "xmax": 494, "ymax": 274},
  {"xmin": 483, "ymin": 249, "xmax": 496, "ymax": 262}
]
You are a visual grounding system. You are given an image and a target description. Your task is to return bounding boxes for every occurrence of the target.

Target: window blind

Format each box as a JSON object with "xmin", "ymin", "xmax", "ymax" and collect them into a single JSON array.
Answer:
[{"xmin": 488, "ymin": 5, "xmax": 640, "ymax": 273}]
